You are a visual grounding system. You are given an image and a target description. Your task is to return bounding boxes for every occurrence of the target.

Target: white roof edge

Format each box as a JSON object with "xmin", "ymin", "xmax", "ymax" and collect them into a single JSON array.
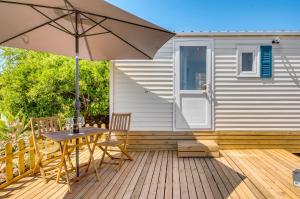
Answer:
[{"xmin": 175, "ymin": 31, "xmax": 300, "ymax": 37}]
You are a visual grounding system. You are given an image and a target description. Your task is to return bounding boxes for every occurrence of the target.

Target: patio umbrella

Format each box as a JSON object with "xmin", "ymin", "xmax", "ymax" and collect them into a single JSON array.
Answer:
[{"xmin": 0, "ymin": 0, "xmax": 174, "ymax": 177}]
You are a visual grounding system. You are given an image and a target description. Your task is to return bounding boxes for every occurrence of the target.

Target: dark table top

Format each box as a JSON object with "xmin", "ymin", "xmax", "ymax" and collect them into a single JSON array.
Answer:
[{"xmin": 42, "ymin": 127, "xmax": 107, "ymax": 142}]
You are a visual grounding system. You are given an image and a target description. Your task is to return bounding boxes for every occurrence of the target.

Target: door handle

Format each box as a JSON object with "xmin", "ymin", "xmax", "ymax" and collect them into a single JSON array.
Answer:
[{"xmin": 205, "ymin": 82, "xmax": 210, "ymax": 94}]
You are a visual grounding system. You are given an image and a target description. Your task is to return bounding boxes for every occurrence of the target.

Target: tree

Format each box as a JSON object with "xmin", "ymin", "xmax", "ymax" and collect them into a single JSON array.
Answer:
[{"xmin": 0, "ymin": 47, "xmax": 109, "ymax": 124}]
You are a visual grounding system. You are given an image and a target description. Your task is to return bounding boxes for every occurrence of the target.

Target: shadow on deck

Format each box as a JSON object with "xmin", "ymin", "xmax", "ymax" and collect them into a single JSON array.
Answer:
[{"xmin": 1, "ymin": 149, "xmax": 300, "ymax": 199}]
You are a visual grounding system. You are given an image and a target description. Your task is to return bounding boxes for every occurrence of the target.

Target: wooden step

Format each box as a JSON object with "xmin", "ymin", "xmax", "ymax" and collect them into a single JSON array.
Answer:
[{"xmin": 177, "ymin": 140, "xmax": 219, "ymax": 157}]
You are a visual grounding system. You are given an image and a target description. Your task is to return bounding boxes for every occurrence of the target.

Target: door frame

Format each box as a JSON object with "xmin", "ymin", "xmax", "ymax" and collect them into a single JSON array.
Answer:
[{"xmin": 172, "ymin": 38, "xmax": 214, "ymax": 131}]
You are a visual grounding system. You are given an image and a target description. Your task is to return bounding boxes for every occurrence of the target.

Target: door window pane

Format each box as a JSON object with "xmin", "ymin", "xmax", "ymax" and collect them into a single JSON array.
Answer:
[
  {"xmin": 242, "ymin": 52, "xmax": 253, "ymax": 71},
  {"xmin": 180, "ymin": 46, "xmax": 207, "ymax": 90}
]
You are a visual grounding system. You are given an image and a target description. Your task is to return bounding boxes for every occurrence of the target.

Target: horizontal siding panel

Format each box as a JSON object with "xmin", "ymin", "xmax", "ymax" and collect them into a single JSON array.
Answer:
[
  {"xmin": 216, "ymin": 119, "xmax": 300, "ymax": 123},
  {"xmin": 216, "ymin": 109, "xmax": 300, "ymax": 114},
  {"xmin": 217, "ymin": 100, "xmax": 300, "ymax": 104},
  {"xmin": 215, "ymin": 37, "xmax": 300, "ymax": 131},
  {"xmin": 113, "ymin": 36, "xmax": 300, "ymax": 131},
  {"xmin": 113, "ymin": 39, "xmax": 174, "ymax": 131},
  {"xmin": 217, "ymin": 128, "xmax": 300, "ymax": 131},
  {"xmin": 216, "ymin": 114, "xmax": 300, "ymax": 118},
  {"xmin": 115, "ymin": 103, "xmax": 172, "ymax": 110},
  {"xmin": 153, "ymin": 39, "xmax": 173, "ymax": 59}
]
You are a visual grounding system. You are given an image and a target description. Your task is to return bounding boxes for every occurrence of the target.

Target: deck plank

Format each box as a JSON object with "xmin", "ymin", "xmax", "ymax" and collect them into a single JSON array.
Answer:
[
  {"xmin": 100, "ymin": 152, "xmax": 145, "ymax": 199},
  {"xmin": 130, "ymin": 151, "xmax": 154, "ymax": 199},
  {"xmin": 189, "ymin": 158, "xmax": 206, "ymax": 199},
  {"xmin": 199, "ymin": 158, "xmax": 223, "ymax": 199},
  {"xmin": 209, "ymin": 158, "xmax": 240, "ymax": 199},
  {"xmin": 147, "ymin": 151, "xmax": 163, "ymax": 199},
  {"xmin": 155, "ymin": 151, "xmax": 168, "ymax": 199},
  {"xmin": 184, "ymin": 158, "xmax": 197, "ymax": 199},
  {"xmin": 138, "ymin": 151, "xmax": 158, "ymax": 199},
  {"xmin": 172, "ymin": 151, "xmax": 181, "ymax": 199},
  {"xmin": 221, "ymin": 151, "xmax": 265, "ymax": 199},
  {"xmin": 164, "ymin": 151, "xmax": 173, "ymax": 199},
  {"xmin": 178, "ymin": 155, "xmax": 189, "ymax": 199},
  {"xmin": 121, "ymin": 151, "xmax": 150, "ymax": 199},
  {"xmin": 83, "ymin": 153, "xmax": 138, "ymax": 199},
  {"xmin": 1, "ymin": 148, "xmax": 300, "ymax": 199}
]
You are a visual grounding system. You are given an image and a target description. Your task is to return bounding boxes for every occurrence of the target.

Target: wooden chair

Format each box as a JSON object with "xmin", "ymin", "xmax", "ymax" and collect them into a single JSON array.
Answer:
[
  {"xmin": 97, "ymin": 113, "xmax": 133, "ymax": 170},
  {"xmin": 30, "ymin": 116, "xmax": 73, "ymax": 182}
]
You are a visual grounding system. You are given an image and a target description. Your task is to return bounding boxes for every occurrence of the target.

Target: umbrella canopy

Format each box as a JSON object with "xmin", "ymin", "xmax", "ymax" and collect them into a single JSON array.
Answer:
[
  {"xmin": 0, "ymin": 0, "xmax": 175, "ymax": 177},
  {"xmin": 0, "ymin": 0, "xmax": 174, "ymax": 60}
]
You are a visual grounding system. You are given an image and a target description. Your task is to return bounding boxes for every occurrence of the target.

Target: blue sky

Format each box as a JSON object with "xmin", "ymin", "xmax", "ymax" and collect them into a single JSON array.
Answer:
[{"xmin": 107, "ymin": 0, "xmax": 300, "ymax": 32}]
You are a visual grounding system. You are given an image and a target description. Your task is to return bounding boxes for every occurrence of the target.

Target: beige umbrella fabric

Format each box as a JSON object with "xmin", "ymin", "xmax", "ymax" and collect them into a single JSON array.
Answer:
[
  {"xmin": 0, "ymin": 0, "xmax": 174, "ymax": 60},
  {"xmin": 0, "ymin": 0, "xmax": 175, "ymax": 177}
]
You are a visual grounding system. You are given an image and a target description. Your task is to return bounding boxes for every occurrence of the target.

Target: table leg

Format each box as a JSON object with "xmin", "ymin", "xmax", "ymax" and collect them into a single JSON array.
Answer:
[
  {"xmin": 56, "ymin": 141, "xmax": 72, "ymax": 192},
  {"xmin": 85, "ymin": 135, "xmax": 99, "ymax": 173},
  {"xmin": 85, "ymin": 136, "xmax": 100, "ymax": 181},
  {"xmin": 76, "ymin": 138, "xmax": 79, "ymax": 177}
]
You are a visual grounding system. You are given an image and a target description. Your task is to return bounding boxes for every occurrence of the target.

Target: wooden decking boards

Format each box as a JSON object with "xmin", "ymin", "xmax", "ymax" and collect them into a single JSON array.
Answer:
[{"xmin": 0, "ymin": 149, "xmax": 300, "ymax": 199}]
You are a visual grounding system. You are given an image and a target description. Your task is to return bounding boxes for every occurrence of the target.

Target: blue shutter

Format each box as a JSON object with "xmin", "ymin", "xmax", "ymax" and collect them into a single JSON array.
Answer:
[{"xmin": 260, "ymin": 45, "xmax": 272, "ymax": 78}]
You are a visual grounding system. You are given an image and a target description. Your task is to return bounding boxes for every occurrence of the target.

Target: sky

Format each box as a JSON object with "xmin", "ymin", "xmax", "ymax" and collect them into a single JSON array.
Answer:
[{"xmin": 107, "ymin": 0, "xmax": 300, "ymax": 32}]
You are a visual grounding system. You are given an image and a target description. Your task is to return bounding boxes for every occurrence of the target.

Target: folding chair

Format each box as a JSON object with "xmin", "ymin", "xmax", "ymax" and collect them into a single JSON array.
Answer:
[
  {"xmin": 30, "ymin": 116, "xmax": 74, "ymax": 182},
  {"xmin": 96, "ymin": 113, "xmax": 133, "ymax": 170}
]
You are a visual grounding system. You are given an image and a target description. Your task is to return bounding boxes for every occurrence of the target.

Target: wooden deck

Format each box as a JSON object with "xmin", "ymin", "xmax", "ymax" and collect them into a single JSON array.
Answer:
[{"xmin": 0, "ymin": 149, "xmax": 299, "ymax": 199}]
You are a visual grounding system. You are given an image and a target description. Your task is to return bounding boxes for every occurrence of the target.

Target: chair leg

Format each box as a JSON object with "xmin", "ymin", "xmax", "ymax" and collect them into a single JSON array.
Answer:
[
  {"xmin": 98, "ymin": 145, "xmax": 114, "ymax": 159},
  {"xmin": 33, "ymin": 154, "xmax": 48, "ymax": 183},
  {"xmin": 119, "ymin": 146, "xmax": 133, "ymax": 161},
  {"xmin": 117, "ymin": 151, "xmax": 124, "ymax": 171},
  {"xmin": 99, "ymin": 146, "xmax": 108, "ymax": 169},
  {"xmin": 56, "ymin": 141, "xmax": 68, "ymax": 183},
  {"xmin": 32, "ymin": 154, "xmax": 42, "ymax": 175},
  {"xmin": 66, "ymin": 151, "xmax": 74, "ymax": 170},
  {"xmin": 85, "ymin": 136, "xmax": 100, "ymax": 181}
]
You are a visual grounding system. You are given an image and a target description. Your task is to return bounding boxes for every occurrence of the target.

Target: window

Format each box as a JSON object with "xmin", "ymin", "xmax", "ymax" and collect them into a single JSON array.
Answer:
[
  {"xmin": 237, "ymin": 45, "xmax": 259, "ymax": 77},
  {"xmin": 180, "ymin": 46, "xmax": 207, "ymax": 90}
]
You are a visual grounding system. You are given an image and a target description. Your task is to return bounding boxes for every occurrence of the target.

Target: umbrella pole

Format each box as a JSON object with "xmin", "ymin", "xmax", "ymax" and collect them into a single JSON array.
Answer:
[{"xmin": 73, "ymin": 11, "xmax": 80, "ymax": 178}]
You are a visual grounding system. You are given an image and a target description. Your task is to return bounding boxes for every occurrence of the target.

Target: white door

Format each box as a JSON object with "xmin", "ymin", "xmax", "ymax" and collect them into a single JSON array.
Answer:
[{"xmin": 174, "ymin": 39, "xmax": 212, "ymax": 130}]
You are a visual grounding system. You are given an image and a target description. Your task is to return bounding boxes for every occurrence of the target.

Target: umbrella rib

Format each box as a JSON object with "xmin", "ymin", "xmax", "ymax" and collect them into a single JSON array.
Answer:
[
  {"xmin": 79, "ymin": 32, "xmax": 110, "ymax": 37},
  {"xmin": 48, "ymin": 23, "xmax": 72, "ymax": 35},
  {"xmin": 64, "ymin": 0, "xmax": 76, "ymax": 33},
  {"xmin": 80, "ymin": 11, "xmax": 175, "ymax": 35},
  {"xmin": 64, "ymin": 0, "xmax": 75, "ymax": 10},
  {"xmin": 0, "ymin": 12, "xmax": 74, "ymax": 45},
  {"xmin": 81, "ymin": 13, "xmax": 152, "ymax": 59},
  {"xmin": 79, "ymin": 18, "xmax": 107, "ymax": 37},
  {"xmin": 30, "ymin": 6, "xmax": 74, "ymax": 35},
  {"xmin": 79, "ymin": 15, "xmax": 93, "ymax": 60},
  {"xmin": 0, "ymin": 0, "xmax": 72, "ymax": 12}
]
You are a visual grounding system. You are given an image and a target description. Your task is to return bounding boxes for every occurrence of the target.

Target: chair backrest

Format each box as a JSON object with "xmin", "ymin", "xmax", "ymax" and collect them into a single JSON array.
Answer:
[
  {"xmin": 108, "ymin": 113, "xmax": 131, "ymax": 142},
  {"xmin": 109, "ymin": 113, "xmax": 131, "ymax": 132},
  {"xmin": 30, "ymin": 116, "xmax": 61, "ymax": 154}
]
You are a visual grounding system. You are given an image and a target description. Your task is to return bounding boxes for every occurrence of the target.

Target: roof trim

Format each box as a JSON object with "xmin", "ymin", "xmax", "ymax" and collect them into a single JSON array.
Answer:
[{"xmin": 175, "ymin": 31, "xmax": 300, "ymax": 37}]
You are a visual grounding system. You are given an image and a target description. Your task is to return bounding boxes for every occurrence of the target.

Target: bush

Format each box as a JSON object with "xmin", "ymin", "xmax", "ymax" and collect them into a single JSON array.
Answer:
[{"xmin": 0, "ymin": 48, "xmax": 110, "ymax": 129}]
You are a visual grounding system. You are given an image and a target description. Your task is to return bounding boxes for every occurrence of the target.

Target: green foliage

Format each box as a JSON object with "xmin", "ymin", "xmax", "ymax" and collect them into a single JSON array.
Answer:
[
  {"xmin": 0, "ymin": 47, "xmax": 109, "ymax": 124},
  {"xmin": 0, "ymin": 110, "xmax": 29, "ymax": 148}
]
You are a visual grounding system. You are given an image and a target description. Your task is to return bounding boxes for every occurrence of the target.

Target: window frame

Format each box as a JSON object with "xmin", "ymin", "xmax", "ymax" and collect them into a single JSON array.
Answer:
[{"xmin": 236, "ymin": 45, "xmax": 260, "ymax": 77}]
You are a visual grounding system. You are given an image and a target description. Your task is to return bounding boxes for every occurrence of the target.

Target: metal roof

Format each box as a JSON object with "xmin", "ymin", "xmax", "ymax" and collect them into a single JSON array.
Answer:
[{"xmin": 175, "ymin": 31, "xmax": 300, "ymax": 36}]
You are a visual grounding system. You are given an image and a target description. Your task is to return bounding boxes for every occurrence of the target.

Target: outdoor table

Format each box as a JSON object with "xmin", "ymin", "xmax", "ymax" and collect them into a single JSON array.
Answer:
[{"xmin": 42, "ymin": 127, "xmax": 107, "ymax": 192}]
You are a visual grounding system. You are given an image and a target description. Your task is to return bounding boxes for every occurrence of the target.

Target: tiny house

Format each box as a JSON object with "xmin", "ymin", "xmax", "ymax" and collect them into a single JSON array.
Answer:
[{"xmin": 110, "ymin": 31, "xmax": 300, "ymax": 151}]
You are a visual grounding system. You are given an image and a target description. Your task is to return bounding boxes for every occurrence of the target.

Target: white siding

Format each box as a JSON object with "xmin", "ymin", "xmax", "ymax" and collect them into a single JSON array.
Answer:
[
  {"xmin": 214, "ymin": 37, "xmax": 300, "ymax": 131},
  {"xmin": 112, "ymin": 40, "xmax": 174, "ymax": 131},
  {"xmin": 112, "ymin": 35, "xmax": 300, "ymax": 131}
]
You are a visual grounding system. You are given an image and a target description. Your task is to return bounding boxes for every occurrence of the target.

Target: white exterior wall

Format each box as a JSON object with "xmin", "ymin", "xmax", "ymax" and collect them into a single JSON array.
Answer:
[
  {"xmin": 214, "ymin": 37, "xmax": 300, "ymax": 131},
  {"xmin": 111, "ymin": 35, "xmax": 300, "ymax": 131},
  {"xmin": 111, "ymin": 40, "xmax": 174, "ymax": 131}
]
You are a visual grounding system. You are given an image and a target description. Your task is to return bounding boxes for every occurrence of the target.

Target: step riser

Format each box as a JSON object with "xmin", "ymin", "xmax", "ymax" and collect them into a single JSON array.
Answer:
[{"xmin": 177, "ymin": 140, "xmax": 220, "ymax": 158}]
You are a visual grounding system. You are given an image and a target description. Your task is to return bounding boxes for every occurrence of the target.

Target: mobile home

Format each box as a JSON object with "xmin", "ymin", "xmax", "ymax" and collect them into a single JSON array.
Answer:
[{"xmin": 110, "ymin": 31, "xmax": 300, "ymax": 151}]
